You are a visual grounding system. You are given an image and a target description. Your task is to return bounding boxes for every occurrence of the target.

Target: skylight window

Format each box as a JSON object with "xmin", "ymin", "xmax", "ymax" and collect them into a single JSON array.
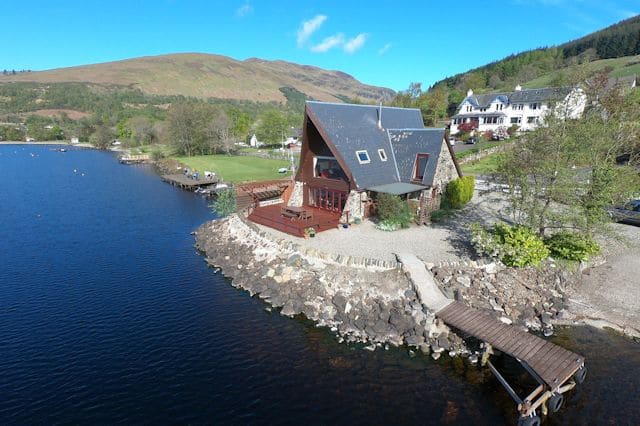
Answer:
[
  {"xmin": 378, "ymin": 149, "xmax": 387, "ymax": 161},
  {"xmin": 356, "ymin": 150, "xmax": 370, "ymax": 164}
]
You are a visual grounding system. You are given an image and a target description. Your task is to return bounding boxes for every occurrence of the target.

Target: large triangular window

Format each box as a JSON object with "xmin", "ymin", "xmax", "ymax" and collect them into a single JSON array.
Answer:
[{"xmin": 413, "ymin": 153, "xmax": 429, "ymax": 181}]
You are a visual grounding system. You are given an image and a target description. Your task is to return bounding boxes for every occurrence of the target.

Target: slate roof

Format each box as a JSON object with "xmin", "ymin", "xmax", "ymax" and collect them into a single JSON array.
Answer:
[
  {"xmin": 460, "ymin": 87, "xmax": 574, "ymax": 109},
  {"xmin": 388, "ymin": 128, "xmax": 446, "ymax": 187},
  {"xmin": 305, "ymin": 101, "xmax": 449, "ymax": 192}
]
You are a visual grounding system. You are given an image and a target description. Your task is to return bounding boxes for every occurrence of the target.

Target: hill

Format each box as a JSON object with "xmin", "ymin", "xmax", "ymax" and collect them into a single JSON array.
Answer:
[
  {"xmin": 0, "ymin": 53, "xmax": 394, "ymax": 104},
  {"xmin": 430, "ymin": 15, "xmax": 640, "ymax": 96}
]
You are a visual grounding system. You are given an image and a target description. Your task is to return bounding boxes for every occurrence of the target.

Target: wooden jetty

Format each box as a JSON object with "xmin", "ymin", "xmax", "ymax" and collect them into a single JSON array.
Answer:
[
  {"xmin": 397, "ymin": 253, "xmax": 586, "ymax": 426},
  {"xmin": 161, "ymin": 174, "xmax": 220, "ymax": 191},
  {"xmin": 119, "ymin": 154, "xmax": 150, "ymax": 164},
  {"xmin": 438, "ymin": 301, "xmax": 585, "ymax": 425}
]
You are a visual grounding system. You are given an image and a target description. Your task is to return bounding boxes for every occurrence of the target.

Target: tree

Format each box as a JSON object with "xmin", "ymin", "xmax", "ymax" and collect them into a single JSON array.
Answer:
[
  {"xmin": 165, "ymin": 102, "xmax": 233, "ymax": 156},
  {"xmin": 90, "ymin": 125, "xmax": 114, "ymax": 149},
  {"xmin": 210, "ymin": 189, "xmax": 237, "ymax": 217},
  {"xmin": 256, "ymin": 109, "xmax": 287, "ymax": 145},
  {"xmin": 494, "ymin": 86, "xmax": 640, "ymax": 237},
  {"xmin": 128, "ymin": 116, "xmax": 156, "ymax": 145},
  {"xmin": 116, "ymin": 119, "xmax": 132, "ymax": 140},
  {"xmin": 227, "ymin": 108, "xmax": 251, "ymax": 141}
]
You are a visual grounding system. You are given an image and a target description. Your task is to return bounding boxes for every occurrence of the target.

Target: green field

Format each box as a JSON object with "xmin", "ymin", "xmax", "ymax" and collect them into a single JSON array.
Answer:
[
  {"xmin": 174, "ymin": 154, "xmax": 291, "ymax": 183},
  {"xmin": 461, "ymin": 153, "xmax": 503, "ymax": 175}
]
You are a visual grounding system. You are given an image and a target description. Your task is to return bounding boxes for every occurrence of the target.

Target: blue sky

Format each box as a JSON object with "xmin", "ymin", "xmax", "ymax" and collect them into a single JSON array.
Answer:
[{"xmin": 2, "ymin": 0, "xmax": 638, "ymax": 90}]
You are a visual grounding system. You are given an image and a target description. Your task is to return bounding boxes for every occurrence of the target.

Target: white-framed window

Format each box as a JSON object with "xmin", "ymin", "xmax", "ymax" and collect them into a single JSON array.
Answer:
[
  {"xmin": 378, "ymin": 149, "xmax": 387, "ymax": 161},
  {"xmin": 510, "ymin": 117, "xmax": 522, "ymax": 124},
  {"xmin": 530, "ymin": 103, "xmax": 539, "ymax": 110},
  {"xmin": 356, "ymin": 150, "xmax": 370, "ymax": 164}
]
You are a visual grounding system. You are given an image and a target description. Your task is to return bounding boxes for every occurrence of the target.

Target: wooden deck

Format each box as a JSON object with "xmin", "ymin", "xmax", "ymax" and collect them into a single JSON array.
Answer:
[
  {"xmin": 437, "ymin": 301, "xmax": 584, "ymax": 390},
  {"xmin": 249, "ymin": 204, "xmax": 341, "ymax": 237},
  {"xmin": 161, "ymin": 174, "xmax": 219, "ymax": 190}
]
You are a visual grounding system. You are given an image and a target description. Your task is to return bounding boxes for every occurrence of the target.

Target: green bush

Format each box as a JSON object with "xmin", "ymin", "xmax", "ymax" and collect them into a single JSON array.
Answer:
[
  {"xmin": 443, "ymin": 176, "xmax": 475, "ymax": 209},
  {"xmin": 545, "ymin": 232, "xmax": 600, "ymax": 262},
  {"xmin": 470, "ymin": 222, "xmax": 549, "ymax": 267},
  {"xmin": 150, "ymin": 149, "xmax": 166, "ymax": 161},
  {"xmin": 210, "ymin": 188, "xmax": 237, "ymax": 218},
  {"xmin": 430, "ymin": 209, "xmax": 454, "ymax": 223},
  {"xmin": 375, "ymin": 193, "xmax": 414, "ymax": 229}
]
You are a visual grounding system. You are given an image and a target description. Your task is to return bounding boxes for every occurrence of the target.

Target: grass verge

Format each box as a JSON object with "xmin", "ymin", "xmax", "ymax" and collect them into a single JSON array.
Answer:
[{"xmin": 173, "ymin": 154, "xmax": 291, "ymax": 183}]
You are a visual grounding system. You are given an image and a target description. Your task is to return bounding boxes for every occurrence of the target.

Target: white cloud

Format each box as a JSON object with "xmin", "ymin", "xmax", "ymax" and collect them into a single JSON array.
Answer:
[
  {"xmin": 343, "ymin": 33, "xmax": 368, "ymax": 54},
  {"xmin": 236, "ymin": 3, "xmax": 252, "ymax": 17},
  {"xmin": 297, "ymin": 15, "xmax": 327, "ymax": 47},
  {"xmin": 310, "ymin": 33, "xmax": 345, "ymax": 53},
  {"xmin": 378, "ymin": 42, "xmax": 392, "ymax": 55}
]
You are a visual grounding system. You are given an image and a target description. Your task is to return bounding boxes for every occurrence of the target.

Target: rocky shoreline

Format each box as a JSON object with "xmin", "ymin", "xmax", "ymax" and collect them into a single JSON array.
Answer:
[{"xmin": 194, "ymin": 215, "xmax": 595, "ymax": 359}]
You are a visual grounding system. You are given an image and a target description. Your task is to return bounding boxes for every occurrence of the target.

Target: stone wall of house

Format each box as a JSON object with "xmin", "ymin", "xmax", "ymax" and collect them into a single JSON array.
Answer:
[
  {"xmin": 432, "ymin": 141, "xmax": 459, "ymax": 194},
  {"xmin": 287, "ymin": 181, "xmax": 304, "ymax": 207},
  {"xmin": 341, "ymin": 190, "xmax": 366, "ymax": 223}
]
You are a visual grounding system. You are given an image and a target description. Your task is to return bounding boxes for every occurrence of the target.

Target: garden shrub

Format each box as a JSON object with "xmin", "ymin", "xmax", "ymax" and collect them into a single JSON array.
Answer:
[
  {"xmin": 430, "ymin": 209, "xmax": 454, "ymax": 223},
  {"xmin": 210, "ymin": 188, "xmax": 237, "ymax": 218},
  {"xmin": 150, "ymin": 149, "xmax": 166, "ymax": 161},
  {"xmin": 545, "ymin": 232, "xmax": 600, "ymax": 262},
  {"xmin": 444, "ymin": 176, "xmax": 475, "ymax": 209},
  {"xmin": 375, "ymin": 193, "xmax": 414, "ymax": 229},
  {"xmin": 469, "ymin": 222, "xmax": 549, "ymax": 267}
]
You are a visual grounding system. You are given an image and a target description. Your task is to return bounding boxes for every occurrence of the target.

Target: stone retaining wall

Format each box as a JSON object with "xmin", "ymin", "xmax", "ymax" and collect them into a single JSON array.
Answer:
[{"xmin": 194, "ymin": 215, "xmax": 466, "ymax": 357}]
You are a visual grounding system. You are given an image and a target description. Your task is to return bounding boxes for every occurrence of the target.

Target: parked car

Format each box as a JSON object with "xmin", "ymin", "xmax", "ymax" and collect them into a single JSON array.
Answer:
[
  {"xmin": 608, "ymin": 199, "xmax": 640, "ymax": 226},
  {"xmin": 465, "ymin": 137, "xmax": 477, "ymax": 145}
]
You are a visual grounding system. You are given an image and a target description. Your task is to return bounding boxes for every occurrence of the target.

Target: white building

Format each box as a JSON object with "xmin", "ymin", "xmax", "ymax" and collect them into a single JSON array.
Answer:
[
  {"xmin": 450, "ymin": 85, "xmax": 586, "ymax": 134},
  {"xmin": 249, "ymin": 134, "xmax": 264, "ymax": 148}
]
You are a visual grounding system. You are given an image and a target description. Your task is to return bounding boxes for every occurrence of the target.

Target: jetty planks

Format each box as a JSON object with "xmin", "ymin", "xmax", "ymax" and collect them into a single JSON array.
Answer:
[
  {"xmin": 161, "ymin": 174, "xmax": 219, "ymax": 190},
  {"xmin": 437, "ymin": 301, "xmax": 584, "ymax": 389}
]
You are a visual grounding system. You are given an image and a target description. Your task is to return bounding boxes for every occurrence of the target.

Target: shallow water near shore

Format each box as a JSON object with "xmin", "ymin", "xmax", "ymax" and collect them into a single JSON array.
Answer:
[{"xmin": 1, "ymin": 145, "xmax": 638, "ymax": 424}]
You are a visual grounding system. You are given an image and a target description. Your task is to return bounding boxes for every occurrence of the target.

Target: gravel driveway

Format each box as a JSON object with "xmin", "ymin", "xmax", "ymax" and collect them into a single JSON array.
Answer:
[
  {"xmin": 568, "ymin": 224, "xmax": 640, "ymax": 335},
  {"xmin": 255, "ymin": 189, "xmax": 640, "ymax": 334}
]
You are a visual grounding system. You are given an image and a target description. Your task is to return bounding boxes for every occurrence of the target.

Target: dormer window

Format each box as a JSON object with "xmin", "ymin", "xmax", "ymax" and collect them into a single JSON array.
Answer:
[
  {"xmin": 356, "ymin": 150, "xmax": 370, "ymax": 164},
  {"xmin": 413, "ymin": 153, "xmax": 429, "ymax": 181},
  {"xmin": 378, "ymin": 149, "xmax": 387, "ymax": 161}
]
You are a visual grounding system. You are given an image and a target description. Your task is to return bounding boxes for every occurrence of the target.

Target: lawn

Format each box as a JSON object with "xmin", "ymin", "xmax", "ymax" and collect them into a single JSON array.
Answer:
[
  {"xmin": 174, "ymin": 154, "xmax": 291, "ymax": 183},
  {"xmin": 461, "ymin": 153, "xmax": 503, "ymax": 175}
]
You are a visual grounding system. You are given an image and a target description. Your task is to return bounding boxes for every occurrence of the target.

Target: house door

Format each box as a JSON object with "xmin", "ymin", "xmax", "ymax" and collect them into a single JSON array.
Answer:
[{"xmin": 309, "ymin": 187, "xmax": 346, "ymax": 213}]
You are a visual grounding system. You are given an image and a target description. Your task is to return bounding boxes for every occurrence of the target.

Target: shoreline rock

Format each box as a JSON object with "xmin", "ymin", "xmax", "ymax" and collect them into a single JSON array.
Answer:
[
  {"xmin": 194, "ymin": 213, "xmax": 634, "ymax": 355},
  {"xmin": 194, "ymin": 215, "xmax": 467, "ymax": 353}
]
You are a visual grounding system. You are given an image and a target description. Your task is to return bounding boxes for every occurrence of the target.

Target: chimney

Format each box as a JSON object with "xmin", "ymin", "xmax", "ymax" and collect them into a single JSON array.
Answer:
[
  {"xmin": 515, "ymin": 84, "xmax": 522, "ymax": 91},
  {"xmin": 377, "ymin": 103, "xmax": 384, "ymax": 131},
  {"xmin": 466, "ymin": 89, "xmax": 474, "ymax": 97}
]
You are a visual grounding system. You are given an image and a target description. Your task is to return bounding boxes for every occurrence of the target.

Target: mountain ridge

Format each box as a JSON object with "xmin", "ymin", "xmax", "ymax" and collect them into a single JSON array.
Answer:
[{"xmin": 0, "ymin": 52, "xmax": 395, "ymax": 104}]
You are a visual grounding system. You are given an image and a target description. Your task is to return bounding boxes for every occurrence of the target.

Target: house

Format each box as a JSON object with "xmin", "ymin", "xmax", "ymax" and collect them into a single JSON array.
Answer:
[
  {"xmin": 249, "ymin": 134, "xmax": 263, "ymax": 148},
  {"xmin": 284, "ymin": 101, "xmax": 461, "ymax": 225},
  {"xmin": 450, "ymin": 85, "xmax": 587, "ymax": 134}
]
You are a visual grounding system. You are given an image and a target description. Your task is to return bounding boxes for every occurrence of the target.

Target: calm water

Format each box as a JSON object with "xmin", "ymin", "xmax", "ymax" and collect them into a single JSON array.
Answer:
[{"xmin": 0, "ymin": 145, "xmax": 638, "ymax": 425}]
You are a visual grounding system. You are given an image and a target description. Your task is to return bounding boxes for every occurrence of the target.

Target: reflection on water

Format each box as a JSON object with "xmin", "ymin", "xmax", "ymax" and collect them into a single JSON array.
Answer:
[{"xmin": 0, "ymin": 145, "xmax": 638, "ymax": 424}]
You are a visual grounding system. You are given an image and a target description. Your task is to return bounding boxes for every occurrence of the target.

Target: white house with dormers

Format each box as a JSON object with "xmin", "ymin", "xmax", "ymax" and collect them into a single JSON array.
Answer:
[{"xmin": 450, "ymin": 85, "xmax": 587, "ymax": 134}]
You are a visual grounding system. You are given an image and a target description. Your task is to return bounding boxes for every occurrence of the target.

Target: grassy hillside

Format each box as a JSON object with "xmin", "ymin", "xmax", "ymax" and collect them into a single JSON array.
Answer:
[
  {"xmin": 523, "ymin": 54, "xmax": 640, "ymax": 88},
  {"xmin": 0, "ymin": 53, "xmax": 394, "ymax": 104}
]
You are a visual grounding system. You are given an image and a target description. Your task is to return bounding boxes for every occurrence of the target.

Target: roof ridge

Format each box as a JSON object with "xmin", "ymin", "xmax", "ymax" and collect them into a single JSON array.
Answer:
[{"xmin": 306, "ymin": 100, "xmax": 422, "ymax": 112}]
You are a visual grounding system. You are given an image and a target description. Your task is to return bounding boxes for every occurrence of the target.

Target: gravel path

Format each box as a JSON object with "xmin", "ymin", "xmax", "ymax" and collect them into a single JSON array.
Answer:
[
  {"xmin": 255, "ymin": 189, "xmax": 509, "ymax": 263},
  {"xmin": 255, "ymin": 189, "xmax": 640, "ymax": 335},
  {"xmin": 568, "ymin": 224, "xmax": 640, "ymax": 335}
]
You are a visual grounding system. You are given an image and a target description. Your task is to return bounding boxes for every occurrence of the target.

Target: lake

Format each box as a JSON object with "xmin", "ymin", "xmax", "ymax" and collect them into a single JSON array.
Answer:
[{"xmin": 0, "ymin": 145, "xmax": 638, "ymax": 424}]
